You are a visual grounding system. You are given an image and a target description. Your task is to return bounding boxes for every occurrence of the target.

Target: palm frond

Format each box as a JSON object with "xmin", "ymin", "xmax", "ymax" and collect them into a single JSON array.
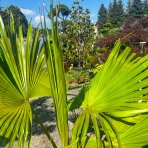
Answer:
[
  {"xmin": 119, "ymin": 115, "xmax": 148, "ymax": 148},
  {"xmin": 70, "ymin": 40, "xmax": 148, "ymax": 147},
  {"xmin": 0, "ymin": 14, "xmax": 52, "ymax": 147},
  {"xmin": 43, "ymin": 0, "xmax": 69, "ymax": 146},
  {"xmin": 81, "ymin": 40, "xmax": 148, "ymax": 112}
]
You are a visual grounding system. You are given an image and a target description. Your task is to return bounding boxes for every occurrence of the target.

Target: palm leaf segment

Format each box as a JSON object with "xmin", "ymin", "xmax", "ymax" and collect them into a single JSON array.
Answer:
[
  {"xmin": 0, "ymin": 15, "xmax": 50, "ymax": 147},
  {"xmin": 44, "ymin": 4, "xmax": 69, "ymax": 146},
  {"xmin": 70, "ymin": 40, "xmax": 148, "ymax": 147}
]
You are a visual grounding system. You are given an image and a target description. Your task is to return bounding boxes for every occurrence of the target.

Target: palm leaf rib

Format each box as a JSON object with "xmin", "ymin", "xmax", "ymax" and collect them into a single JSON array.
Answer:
[
  {"xmin": 0, "ymin": 14, "xmax": 53, "ymax": 147},
  {"xmin": 69, "ymin": 40, "xmax": 148, "ymax": 147}
]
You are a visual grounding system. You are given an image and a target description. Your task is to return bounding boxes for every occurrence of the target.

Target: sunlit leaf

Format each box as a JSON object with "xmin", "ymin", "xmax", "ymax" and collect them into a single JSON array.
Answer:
[{"xmin": 0, "ymin": 14, "xmax": 51, "ymax": 147}]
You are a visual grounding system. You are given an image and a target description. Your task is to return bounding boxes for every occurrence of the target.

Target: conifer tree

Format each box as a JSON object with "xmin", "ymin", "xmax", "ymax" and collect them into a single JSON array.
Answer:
[
  {"xmin": 117, "ymin": 0, "xmax": 125, "ymax": 26},
  {"xmin": 129, "ymin": 0, "xmax": 144, "ymax": 18},
  {"xmin": 143, "ymin": 0, "xmax": 148, "ymax": 16},
  {"xmin": 97, "ymin": 4, "xmax": 107, "ymax": 30},
  {"xmin": 109, "ymin": 0, "xmax": 119, "ymax": 27},
  {"xmin": 126, "ymin": 0, "xmax": 131, "ymax": 15},
  {"xmin": 108, "ymin": 2, "xmax": 113, "ymax": 22}
]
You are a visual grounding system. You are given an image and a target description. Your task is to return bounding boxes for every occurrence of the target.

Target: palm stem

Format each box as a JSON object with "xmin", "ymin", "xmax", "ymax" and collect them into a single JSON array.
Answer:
[{"xmin": 31, "ymin": 106, "xmax": 57, "ymax": 148}]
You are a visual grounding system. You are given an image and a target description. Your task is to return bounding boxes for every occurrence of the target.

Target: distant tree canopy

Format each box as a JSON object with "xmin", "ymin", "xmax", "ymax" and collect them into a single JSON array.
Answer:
[
  {"xmin": 108, "ymin": 0, "xmax": 124, "ymax": 27},
  {"xmin": 143, "ymin": 0, "xmax": 148, "ymax": 16},
  {"xmin": 129, "ymin": 0, "xmax": 144, "ymax": 18},
  {"xmin": 48, "ymin": 4, "xmax": 71, "ymax": 20},
  {"xmin": 60, "ymin": 19, "xmax": 71, "ymax": 33},
  {"xmin": 0, "ymin": 5, "xmax": 28, "ymax": 36},
  {"xmin": 48, "ymin": 4, "xmax": 71, "ymax": 33},
  {"xmin": 126, "ymin": 0, "xmax": 131, "ymax": 16},
  {"xmin": 117, "ymin": 0, "xmax": 124, "ymax": 25},
  {"xmin": 97, "ymin": 0, "xmax": 147, "ymax": 29},
  {"xmin": 97, "ymin": 0, "xmax": 125, "ymax": 29},
  {"xmin": 97, "ymin": 4, "xmax": 107, "ymax": 30}
]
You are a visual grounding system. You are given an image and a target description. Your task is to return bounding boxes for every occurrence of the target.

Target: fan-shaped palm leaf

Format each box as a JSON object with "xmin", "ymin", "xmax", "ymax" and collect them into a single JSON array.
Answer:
[
  {"xmin": 70, "ymin": 40, "xmax": 148, "ymax": 147},
  {"xmin": 0, "ymin": 14, "xmax": 51, "ymax": 147}
]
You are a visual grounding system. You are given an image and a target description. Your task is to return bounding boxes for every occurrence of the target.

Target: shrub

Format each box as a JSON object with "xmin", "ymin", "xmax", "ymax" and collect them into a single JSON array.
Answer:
[{"xmin": 96, "ymin": 17, "xmax": 148, "ymax": 48}]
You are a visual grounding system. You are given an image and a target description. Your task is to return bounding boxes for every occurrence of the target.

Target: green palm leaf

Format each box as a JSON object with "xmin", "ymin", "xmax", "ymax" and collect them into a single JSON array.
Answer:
[
  {"xmin": 117, "ymin": 115, "xmax": 148, "ymax": 148},
  {"xmin": 81, "ymin": 41, "xmax": 148, "ymax": 111},
  {"xmin": 0, "ymin": 14, "xmax": 51, "ymax": 147},
  {"xmin": 43, "ymin": 2, "xmax": 69, "ymax": 146},
  {"xmin": 70, "ymin": 40, "xmax": 148, "ymax": 147}
]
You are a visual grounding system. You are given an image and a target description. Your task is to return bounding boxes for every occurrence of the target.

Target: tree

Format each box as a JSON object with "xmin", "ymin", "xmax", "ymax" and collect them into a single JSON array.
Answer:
[
  {"xmin": 108, "ymin": 0, "xmax": 125, "ymax": 27},
  {"xmin": 129, "ymin": 0, "xmax": 144, "ymax": 18},
  {"xmin": 8, "ymin": 5, "xmax": 28, "ymax": 36},
  {"xmin": 0, "ymin": 5, "xmax": 28, "ymax": 36},
  {"xmin": 108, "ymin": 0, "xmax": 119, "ymax": 27},
  {"xmin": 63, "ymin": 0, "xmax": 96, "ymax": 67},
  {"xmin": 143, "ymin": 0, "xmax": 148, "ymax": 16},
  {"xmin": 49, "ymin": 4, "xmax": 71, "ymax": 20},
  {"xmin": 97, "ymin": 4, "xmax": 107, "ymax": 30},
  {"xmin": 60, "ymin": 19, "xmax": 71, "ymax": 33},
  {"xmin": 108, "ymin": 2, "xmax": 113, "ymax": 22},
  {"xmin": 117, "ymin": 0, "xmax": 125, "ymax": 26},
  {"xmin": 58, "ymin": 4, "xmax": 71, "ymax": 20},
  {"xmin": 126, "ymin": 0, "xmax": 131, "ymax": 16},
  {"xmin": 100, "ymin": 22, "xmax": 112, "ymax": 35},
  {"xmin": 0, "ymin": 0, "xmax": 3, "ymax": 10},
  {"xmin": 48, "ymin": 4, "xmax": 71, "ymax": 33}
]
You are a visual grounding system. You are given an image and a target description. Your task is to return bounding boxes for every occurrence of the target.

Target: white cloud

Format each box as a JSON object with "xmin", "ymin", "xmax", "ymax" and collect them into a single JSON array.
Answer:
[
  {"xmin": 34, "ymin": 15, "xmax": 44, "ymax": 24},
  {"xmin": 34, "ymin": 15, "xmax": 49, "ymax": 25},
  {"xmin": 20, "ymin": 8, "xmax": 35, "ymax": 16}
]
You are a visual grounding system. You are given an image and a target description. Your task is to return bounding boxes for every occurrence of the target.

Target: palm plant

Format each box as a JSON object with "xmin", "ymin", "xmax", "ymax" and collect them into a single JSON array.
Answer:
[
  {"xmin": 0, "ymin": 0, "xmax": 148, "ymax": 147},
  {"xmin": 69, "ymin": 40, "xmax": 148, "ymax": 147},
  {"xmin": 0, "ymin": 14, "xmax": 54, "ymax": 147}
]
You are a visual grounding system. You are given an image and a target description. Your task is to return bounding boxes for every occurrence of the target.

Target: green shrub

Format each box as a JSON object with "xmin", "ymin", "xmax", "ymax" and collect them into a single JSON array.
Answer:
[{"xmin": 100, "ymin": 28, "xmax": 109, "ymax": 34}]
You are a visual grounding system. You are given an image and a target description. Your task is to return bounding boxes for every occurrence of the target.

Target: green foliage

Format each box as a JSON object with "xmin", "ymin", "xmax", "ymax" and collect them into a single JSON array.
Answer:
[
  {"xmin": 62, "ymin": 0, "xmax": 96, "ymax": 67},
  {"xmin": 69, "ymin": 40, "xmax": 148, "ymax": 147},
  {"xmin": 108, "ymin": 0, "xmax": 119, "ymax": 27},
  {"xmin": 100, "ymin": 28, "xmax": 109, "ymax": 34},
  {"xmin": 0, "ymin": 5, "xmax": 28, "ymax": 36},
  {"xmin": 103, "ymin": 22, "xmax": 112, "ymax": 28},
  {"xmin": 48, "ymin": 4, "xmax": 71, "ymax": 20},
  {"xmin": 99, "ymin": 23, "xmax": 112, "ymax": 35},
  {"xmin": 66, "ymin": 69, "xmax": 90, "ymax": 84},
  {"xmin": 44, "ymin": 2, "xmax": 69, "ymax": 146},
  {"xmin": 97, "ymin": 4, "xmax": 107, "ymax": 30},
  {"xmin": 143, "ymin": 0, "xmax": 148, "ymax": 16},
  {"xmin": 117, "ymin": 0, "xmax": 125, "ymax": 25},
  {"xmin": 60, "ymin": 19, "xmax": 71, "ymax": 33},
  {"xmin": 108, "ymin": 0, "xmax": 125, "ymax": 27},
  {"xmin": 0, "ymin": 14, "xmax": 52, "ymax": 147},
  {"xmin": 129, "ymin": 0, "xmax": 144, "ymax": 18},
  {"xmin": 126, "ymin": 0, "xmax": 131, "ymax": 15},
  {"xmin": 109, "ymin": 27, "xmax": 121, "ymax": 34}
]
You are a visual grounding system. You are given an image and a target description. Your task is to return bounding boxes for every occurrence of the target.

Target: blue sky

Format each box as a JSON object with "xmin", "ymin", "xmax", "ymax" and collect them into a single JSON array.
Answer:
[{"xmin": 0, "ymin": 0, "xmax": 129, "ymax": 27}]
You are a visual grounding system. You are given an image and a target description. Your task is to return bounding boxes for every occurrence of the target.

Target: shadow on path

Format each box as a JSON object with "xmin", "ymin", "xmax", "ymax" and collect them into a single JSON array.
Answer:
[{"xmin": 31, "ymin": 97, "xmax": 56, "ymax": 135}]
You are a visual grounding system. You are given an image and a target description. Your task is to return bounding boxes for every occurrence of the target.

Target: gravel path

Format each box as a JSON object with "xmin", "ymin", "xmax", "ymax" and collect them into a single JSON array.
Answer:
[{"xmin": 30, "ymin": 84, "xmax": 81, "ymax": 148}]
